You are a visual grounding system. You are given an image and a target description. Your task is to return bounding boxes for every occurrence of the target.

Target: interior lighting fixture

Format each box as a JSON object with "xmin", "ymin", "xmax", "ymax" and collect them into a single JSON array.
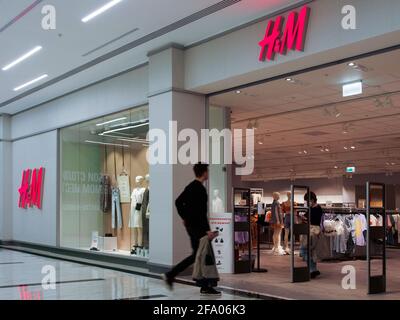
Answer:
[
  {"xmin": 96, "ymin": 117, "xmax": 127, "ymax": 126},
  {"xmin": 85, "ymin": 140, "xmax": 129, "ymax": 148},
  {"xmin": 2, "ymin": 46, "xmax": 42, "ymax": 71},
  {"xmin": 236, "ymin": 90, "xmax": 242, "ymax": 94},
  {"xmin": 82, "ymin": 0, "xmax": 123, "ymax": 23},
  {"xmin": 13, "ymin": 74, "xmax": 48, "ymax": 91},
  {"xmin": 343, "ymin": 81, "xmax": 363, "ymax": 97},
  {"xmin": 101, "ymin": 122, "xmax": 148, "ymax": 135}
]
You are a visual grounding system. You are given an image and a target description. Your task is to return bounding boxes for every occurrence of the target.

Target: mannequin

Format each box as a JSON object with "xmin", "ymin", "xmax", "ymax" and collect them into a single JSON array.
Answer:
[
  {"xmin": 270, "ymin": 192, "xmax": 285, "ymax": 255},
  {"xmin": 141, "ymin": 174, "xmax": 150, "ymax": 251},
  {"xmin": 212, "ymin": 189, "xmax": 224, "ymax": 214},
  {"xmin": 281, "ymin": 192, "xmax": 292, "ymax": 254},
  {"xmin": 129, "ymin": 176, "xmax": 145, "ymax": 255}
]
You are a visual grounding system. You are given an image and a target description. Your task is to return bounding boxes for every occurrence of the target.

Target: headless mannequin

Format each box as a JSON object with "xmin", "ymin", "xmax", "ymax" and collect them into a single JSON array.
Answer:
[
  {"xmin": 282, "ymin": 192, "xmax": 292, "ymax": 254},
  {"xmin": 212, "ymin": 189, "xmax": 224, "ymax": 213},
  {"xmin": 130, "ymin": 176, "xmax": 145, "ymax": 255},
  {"xmin": 271, "ymin": 193, "xmax": 285, "ymax": 255},
  {"xmin": 142, "ymin": 174, "xmax": 150, "ymax": 251}
]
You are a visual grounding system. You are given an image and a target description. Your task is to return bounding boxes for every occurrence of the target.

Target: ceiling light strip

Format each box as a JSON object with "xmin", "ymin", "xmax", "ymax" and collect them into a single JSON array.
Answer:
[
  {"xmin": 13, "ymin": 74, "xmax": 48, "ymax": 91},
  {"xmin": 0, "ymin": 0, "xmax": 242, "ymax": 108},
  {"xmin": 82, "ymin": 0, "xmax": 123, "ymax": 23},
  {"xmin": 85, "ymin": 140, "xmax": 129, "ymax": 148},
  {"xmin": 101, "ymin": 122, "xmax": 149, "ymax": 135},
  {"xmin": 2, "ymin": 46, "xmax": 42, "ymax": 71},
  {"xmin": 96, "ymin": 117, "xmax": 127, "ymax": 126}
]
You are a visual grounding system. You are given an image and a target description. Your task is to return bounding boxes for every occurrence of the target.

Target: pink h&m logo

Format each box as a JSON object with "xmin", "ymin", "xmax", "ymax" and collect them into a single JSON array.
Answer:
[
  {"xmin": 259, "ymin": 6, "xmax": 311, "ymax": 61},
  {"xmin": 18, "ymin": 167, "xmax": 45, "ymax": 209},
  {"xmin": 19, "ymin": 286, "xmax": 43, "ymax": 300}
]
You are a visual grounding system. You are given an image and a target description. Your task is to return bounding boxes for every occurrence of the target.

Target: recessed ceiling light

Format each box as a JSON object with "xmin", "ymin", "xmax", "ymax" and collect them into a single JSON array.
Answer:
[
  {"xmin": 344, "ymin": 146, "xmax": 348, "ymax": 150},
  {"xmin": 235, "ymin": 90, "xmax": 242, "ymax": 94},
  {"xmin": 343, "ymin": 81, "xmax": 363, "ymax": 97},
  {"xmin": 258, "ymin": 141, "xmax": 263, "ymax": 145},
  {"xmin": 334, "ymin": 166, "xmax": 338, "ymax": 169},
  {"xmin": 101, "ymin": 122, "xmax": 148, "ymax": 135},
  {"xmin": 82, "ymin": 0, "xmax": 123, "ymax": 23},
  {"xmin": 325, "ymin": 148, "xmax": 330, "ymax": 152},
  {"xmin": 348, "ymin": 62, "xmax": 356, "ymax": 67},
  {"xmin": 13, "ymin": 74, "xmax": 48, "ymax": 91},
  {"xmin": 285, "ymin": 78, "xmax": 293, "ymax": 82},
  {"xmin": 96, "ymin": 117, "xmax": 127, "ymax": 126},
  {"xmin": 85, "ymin": 140, "xmax": 129, "ymax": 148},
  {"xmin": 2, "ymin": 46, "xmax": 42, "ymax": 71},
  {"xmin": 350, "ymin": 146, "xmax": 356, "ymax": 150}
]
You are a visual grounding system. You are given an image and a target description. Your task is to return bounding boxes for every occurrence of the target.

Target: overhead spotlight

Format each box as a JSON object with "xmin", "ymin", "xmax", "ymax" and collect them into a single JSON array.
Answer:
[
  {"xmin": 253, "ymin": 119, "xmax": 259, "ymax": 130},
  {"xmin": 334, "ymin": 165, "xmax": 339, "ymax": 169},
  {"xmin": 374, "ymin": 98, "xmax": 384, "ymax": 108},
  {"xmin": 350, "ymin": 146, "xmax": 356, "ymax": 150},
  {"xmin": 333, "ymin": 106, "xmax": 341, "ymax": 118},
  {"xmin": 384, "ymin": 96, "xmax": 393, "ymax": 108},
  {"xmin": 342, "ymin": 123, "xmax": 351, "ymax": 134},
  {"xmin": 285, "ymin": 78, "xmax": 293, "ymax": 82},
  {"xmin": 325, "ymin": 148, "xmax": 330, "ymax": 152},
  {"xmin": 236, "ymin": 90, "xmax": 242, "ymax": 94},
  {"xmin": 344, "ymin": 146, "xmax": 348, "ymax": 150},
  {"xmin": 348, "ymin": 62, "xmax": 356, "ymax": 67},
  {"xmin": 323, "ymin": 107, "xmax": 331, "ymax": 117},
  {"xmin": 303, "ymin": 150, "xmax": 308, "ymax": 155}
]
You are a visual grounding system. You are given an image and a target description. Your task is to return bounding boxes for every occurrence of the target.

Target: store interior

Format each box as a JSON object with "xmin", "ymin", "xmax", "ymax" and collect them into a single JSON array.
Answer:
[
  {"xmin": 60, "ymin": 105, "xmax": 150, "ymax": 258},
  {"xmin": 210, "ymin": 48, "xmax": 400, "ymax": 296}
]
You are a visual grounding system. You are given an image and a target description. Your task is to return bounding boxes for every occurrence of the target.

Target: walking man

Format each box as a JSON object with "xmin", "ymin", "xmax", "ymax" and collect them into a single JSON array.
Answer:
[{"xmin": 163, "ymin": 163, "xmax": 220, "ymax": 295}]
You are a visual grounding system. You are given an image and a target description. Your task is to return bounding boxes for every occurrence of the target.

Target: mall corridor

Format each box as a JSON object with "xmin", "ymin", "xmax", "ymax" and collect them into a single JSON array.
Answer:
[{"xmin": 0, "ymin": 248, "xmax": 255, "ymax": 301}]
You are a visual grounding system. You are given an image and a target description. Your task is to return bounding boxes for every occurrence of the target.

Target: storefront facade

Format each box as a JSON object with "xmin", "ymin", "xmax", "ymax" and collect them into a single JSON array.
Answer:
[{"xmin": 1, "ymin": 0, "xmax": 400, "ymax": 279}]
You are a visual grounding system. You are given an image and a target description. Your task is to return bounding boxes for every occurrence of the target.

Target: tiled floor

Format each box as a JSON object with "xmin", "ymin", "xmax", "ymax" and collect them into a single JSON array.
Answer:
[
  {"xmin": 216, "ymin": 247, "xmax": 400, "ymax": 300},
  {"xmin": 0, "ymin": 248, "xmax": 255, "ymax": 301}
]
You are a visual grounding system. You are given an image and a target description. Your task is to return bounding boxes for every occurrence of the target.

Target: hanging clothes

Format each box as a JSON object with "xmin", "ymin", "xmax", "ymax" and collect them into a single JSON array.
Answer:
[
  {"xmin": 111, "ymin": 187, "xmax": 122, "ymax": 229},
  {"xmin": 100, "ymin": 175, "xmax": 111, "ymax": 213},
  {"xmin": 354, "ymin": 214, "xmax": 367, "ymax": 246}
]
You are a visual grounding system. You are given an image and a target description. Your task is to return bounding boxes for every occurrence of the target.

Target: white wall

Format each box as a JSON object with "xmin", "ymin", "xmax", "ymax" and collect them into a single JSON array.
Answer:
[
  {"xmin": 0, "ymin": 115, "xmax": 12, "ymax": 240},
  {"xmin": 185, "ymin": 0, "xmax": 400, "ymax": 93},
  {"xmin": 12, "ymin": 131, "xmax": 58, "ymax": 246},
  {"xmin": 11, "ymin": 66, "xmax": 148, "ymax": 140}
]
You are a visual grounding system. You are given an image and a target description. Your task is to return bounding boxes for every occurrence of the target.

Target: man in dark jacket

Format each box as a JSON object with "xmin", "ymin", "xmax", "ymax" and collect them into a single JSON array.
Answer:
[{"xmin": 163, "ymin": 163, "xmax": 220, "ymax": 295}]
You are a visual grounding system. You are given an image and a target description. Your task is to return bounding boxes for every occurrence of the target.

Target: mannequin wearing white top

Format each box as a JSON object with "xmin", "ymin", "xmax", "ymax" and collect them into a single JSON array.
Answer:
[
  {"xmin": 130, "ymin": 176, "xmax": 145, "ymax": 254},
  {"xmin": 212, "ymin": 189, "xmax": 224, "ymax": 214}
]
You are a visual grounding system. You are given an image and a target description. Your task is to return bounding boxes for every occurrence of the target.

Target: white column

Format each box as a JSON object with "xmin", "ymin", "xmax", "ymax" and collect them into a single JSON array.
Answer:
[
  {"xmin": 148, "ymin": 45, "xmax": 206, "ymax": 269},
  {"xmin": 0, "ymin": 115, "xmax": 12, "ymax": 241}
]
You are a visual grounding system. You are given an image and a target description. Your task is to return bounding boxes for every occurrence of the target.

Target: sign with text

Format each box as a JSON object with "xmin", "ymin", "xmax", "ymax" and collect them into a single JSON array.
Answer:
[
  {"xmin": 18, "ymin": 167, "xmax": 45, "ymax": 209},
  {"xmin": 259, "ymin": 5, "xmax": 311, "ymax": 61},
  {"xmin": 209, "ymin": 212, "xmax": 233, "ymax": 274}
]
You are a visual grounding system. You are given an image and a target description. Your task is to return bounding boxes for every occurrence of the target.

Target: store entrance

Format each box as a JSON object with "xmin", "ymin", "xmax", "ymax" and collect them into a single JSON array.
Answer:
[{"xmin": 209, "ymin": 48, "xmax": 400, "ymax": 298}]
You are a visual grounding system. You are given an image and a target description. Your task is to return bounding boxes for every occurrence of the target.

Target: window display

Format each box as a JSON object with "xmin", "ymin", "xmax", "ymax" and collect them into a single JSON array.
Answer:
[{"xmin": 60, "ymin": 105, "xmax": 150, "ymax": 258}]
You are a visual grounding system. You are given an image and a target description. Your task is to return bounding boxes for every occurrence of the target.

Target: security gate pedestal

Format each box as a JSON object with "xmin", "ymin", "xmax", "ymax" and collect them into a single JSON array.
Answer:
[
  {"xmin": 366, "ymin": 182, "xmax": 386, "ymax": 294},
  {"xmin": 291, "ymin": 185, "xmax": 310, "ymax": 283}
]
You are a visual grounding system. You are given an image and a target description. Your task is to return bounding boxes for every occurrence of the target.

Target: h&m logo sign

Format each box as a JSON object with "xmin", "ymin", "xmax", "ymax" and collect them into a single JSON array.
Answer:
[
  {"xmin": 258, "ymin": 6, "xmax": 311, "ymax": 61},
  {"xmin": 18, "ymin": 168, "xmax": 45, "ymax": 209}
]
